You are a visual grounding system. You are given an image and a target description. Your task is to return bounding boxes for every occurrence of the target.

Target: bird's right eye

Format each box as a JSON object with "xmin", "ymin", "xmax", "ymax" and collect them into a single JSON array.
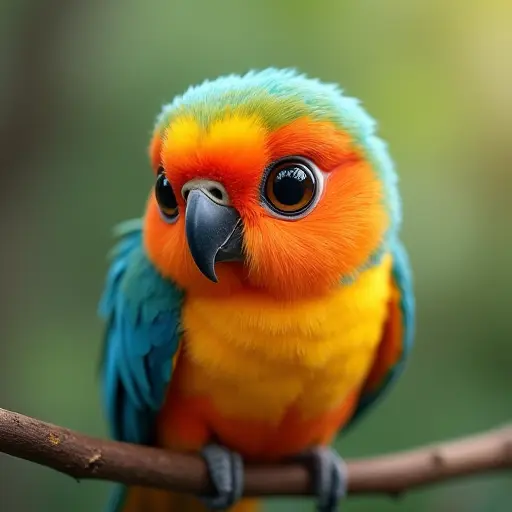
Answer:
[{"xmin": 155, "ymin": 167, "xmax": 179, "ymax": 222}]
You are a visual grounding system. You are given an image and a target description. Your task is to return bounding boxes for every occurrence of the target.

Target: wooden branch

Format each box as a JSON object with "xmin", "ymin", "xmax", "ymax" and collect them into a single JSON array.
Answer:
[{"xmin": 0, "ymin": 407, "xmax": 511, "ymax": 498}]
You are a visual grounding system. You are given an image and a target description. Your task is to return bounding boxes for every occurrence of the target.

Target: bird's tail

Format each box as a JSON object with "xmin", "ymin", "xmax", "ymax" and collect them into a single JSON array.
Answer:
[{"xmin": 112, "ymin": 485, "xmax": 260, "ymax": 512}]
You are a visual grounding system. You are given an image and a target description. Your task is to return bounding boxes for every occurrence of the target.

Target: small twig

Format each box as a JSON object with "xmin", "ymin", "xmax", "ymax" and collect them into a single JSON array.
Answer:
[{"xmin": 0, "ymin": 407, "xmax": 511, "ymax": 497}]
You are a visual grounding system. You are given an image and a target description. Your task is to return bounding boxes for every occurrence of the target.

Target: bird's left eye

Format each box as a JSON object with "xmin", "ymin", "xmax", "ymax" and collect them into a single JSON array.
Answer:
[
  {"xmin": 262, "ymin": 157, "xmax": 320, "ymax": 218},
  {"xmin": 155, "ymin": 167, "xmax": 179, "ymax": 222}
]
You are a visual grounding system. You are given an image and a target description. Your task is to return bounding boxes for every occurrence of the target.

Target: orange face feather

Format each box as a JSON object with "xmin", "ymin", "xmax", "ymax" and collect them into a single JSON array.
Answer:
[{"xmin": 144, "ymin": 114, "xmax": 388, "ymax": 300}]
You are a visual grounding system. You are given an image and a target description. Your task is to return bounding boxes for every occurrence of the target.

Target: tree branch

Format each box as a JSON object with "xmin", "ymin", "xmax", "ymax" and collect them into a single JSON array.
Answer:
[{"xmin": 0, "ymin": 407, "xmax": 511, "ymax": 498}]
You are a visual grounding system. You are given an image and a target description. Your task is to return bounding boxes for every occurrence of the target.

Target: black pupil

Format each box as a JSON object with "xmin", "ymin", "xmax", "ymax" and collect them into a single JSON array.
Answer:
[
  {"xmin": 273, "ymin": 166, "xmax": 308, "ymax": 206},
  {"xmin": 156, "ymin": 174, "xmax": 178, "ymax": 213}
]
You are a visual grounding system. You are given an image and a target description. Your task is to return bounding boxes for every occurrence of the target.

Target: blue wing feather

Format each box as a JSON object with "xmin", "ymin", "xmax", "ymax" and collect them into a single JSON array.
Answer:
[
  {"xmin": 345, "ymin": 237, "xmax": 415, "ymax": 428},
  {"xmin": 98, "ymin": 219, "xmax": 183, "ymax": 511},
  {"xmin": 99, "ymin": 218, "xmax": 183, "ymax": 442}
]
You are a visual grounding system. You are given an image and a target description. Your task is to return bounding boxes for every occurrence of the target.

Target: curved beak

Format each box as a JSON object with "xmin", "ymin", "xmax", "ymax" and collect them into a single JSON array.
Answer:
[{"xmin": 185, "ymin": 189, "xmax": 244, "ymax": 282}]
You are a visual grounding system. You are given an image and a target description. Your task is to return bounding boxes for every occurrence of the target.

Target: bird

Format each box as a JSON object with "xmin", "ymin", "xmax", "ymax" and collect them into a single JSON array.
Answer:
[{"xmin": 98, "ymin": 68, "xmax": 415, "ymax": 512}]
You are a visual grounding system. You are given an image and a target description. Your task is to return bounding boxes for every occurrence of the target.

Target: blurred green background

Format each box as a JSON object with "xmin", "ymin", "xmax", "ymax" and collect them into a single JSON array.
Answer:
[{"xmin": 1, "ymin": 0, "xmax": 511, "ymax": 511}]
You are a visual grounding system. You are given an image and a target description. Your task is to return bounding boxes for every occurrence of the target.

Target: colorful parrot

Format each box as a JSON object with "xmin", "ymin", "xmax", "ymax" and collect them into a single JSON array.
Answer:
[{"xmin": 99, "ymin": 68, "xmax": 414, "ymax": 512}]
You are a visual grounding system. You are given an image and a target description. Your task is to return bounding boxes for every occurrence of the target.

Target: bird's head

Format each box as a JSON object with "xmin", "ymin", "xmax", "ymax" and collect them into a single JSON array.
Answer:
[{"xmin": 143, "ymin": 69, "xmax": 401, "ymax": 300}]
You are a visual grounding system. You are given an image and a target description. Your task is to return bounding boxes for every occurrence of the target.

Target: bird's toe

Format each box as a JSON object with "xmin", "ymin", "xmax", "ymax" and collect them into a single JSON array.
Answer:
[{"xmin": 199, "ymin": 443, "xmax": 244, "ymax": 510}]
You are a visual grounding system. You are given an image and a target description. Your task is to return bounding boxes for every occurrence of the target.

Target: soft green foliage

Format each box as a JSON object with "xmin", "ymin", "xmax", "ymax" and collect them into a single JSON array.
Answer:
[{"xmin": 1, "ymin": 1, "xmax": 511, "ymax": 511}]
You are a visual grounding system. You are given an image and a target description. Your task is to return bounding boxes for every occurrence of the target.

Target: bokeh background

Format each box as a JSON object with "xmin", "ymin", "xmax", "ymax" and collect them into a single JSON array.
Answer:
[{"xmin": 1, "ymin": 1, "xmax": 511, "ymax": 511}]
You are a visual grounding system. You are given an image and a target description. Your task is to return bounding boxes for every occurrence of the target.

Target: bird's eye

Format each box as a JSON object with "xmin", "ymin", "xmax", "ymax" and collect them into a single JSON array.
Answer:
[
  {"xmin": 262, "ymin": 157, "xmax": 319, "ymax": 217},
  {"xmin": 155, "ymin": 167, "xmax": 179, "ymax": 222}
]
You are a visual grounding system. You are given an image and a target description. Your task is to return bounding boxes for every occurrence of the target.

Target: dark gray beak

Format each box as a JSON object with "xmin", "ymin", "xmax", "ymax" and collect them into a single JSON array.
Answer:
[{"xmin": 185, "ymin": 189, "xmax": 244, "ymax": 282}]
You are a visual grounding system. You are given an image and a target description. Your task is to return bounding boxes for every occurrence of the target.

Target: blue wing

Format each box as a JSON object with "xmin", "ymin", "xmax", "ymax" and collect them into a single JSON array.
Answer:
[
  {"xmin": 98, "ymin": 219, "xmax": 183, "ymax": 510},
  {"xmin": 345, "ymin": 237, "xmax": 415, "ymax": 429}
]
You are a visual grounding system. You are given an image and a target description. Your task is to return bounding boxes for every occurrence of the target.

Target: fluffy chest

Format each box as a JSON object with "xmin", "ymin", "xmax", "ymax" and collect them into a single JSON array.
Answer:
[{"xmin": 177, "ymin": 255, "xmax": 392, "ymax": 423}]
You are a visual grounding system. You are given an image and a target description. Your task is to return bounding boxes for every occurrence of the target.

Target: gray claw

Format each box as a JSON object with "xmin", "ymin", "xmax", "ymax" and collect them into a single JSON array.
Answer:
[
  {"xmin": 298, "ymin": 446, "xmax": 348, "ymax": 512},
  {"xmin": 199, "ymin": 443, "xmax": 244, "ymax": 510}
]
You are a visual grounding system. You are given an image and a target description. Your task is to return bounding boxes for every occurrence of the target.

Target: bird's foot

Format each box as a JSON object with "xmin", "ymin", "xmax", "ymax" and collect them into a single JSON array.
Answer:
[
  {"xmin": 199, "ymin": 443, "xmax": 244, "ymax": 511},
  {"xmin": 295, "ymin": 446, "xmax": 348, "ymax": 512}
]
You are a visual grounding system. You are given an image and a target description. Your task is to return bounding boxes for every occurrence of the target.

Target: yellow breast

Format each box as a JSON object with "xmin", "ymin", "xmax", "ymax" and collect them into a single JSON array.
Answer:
[{"xmin": 178, "ymin": 254, "xmax": 392, "ymax": 423}]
